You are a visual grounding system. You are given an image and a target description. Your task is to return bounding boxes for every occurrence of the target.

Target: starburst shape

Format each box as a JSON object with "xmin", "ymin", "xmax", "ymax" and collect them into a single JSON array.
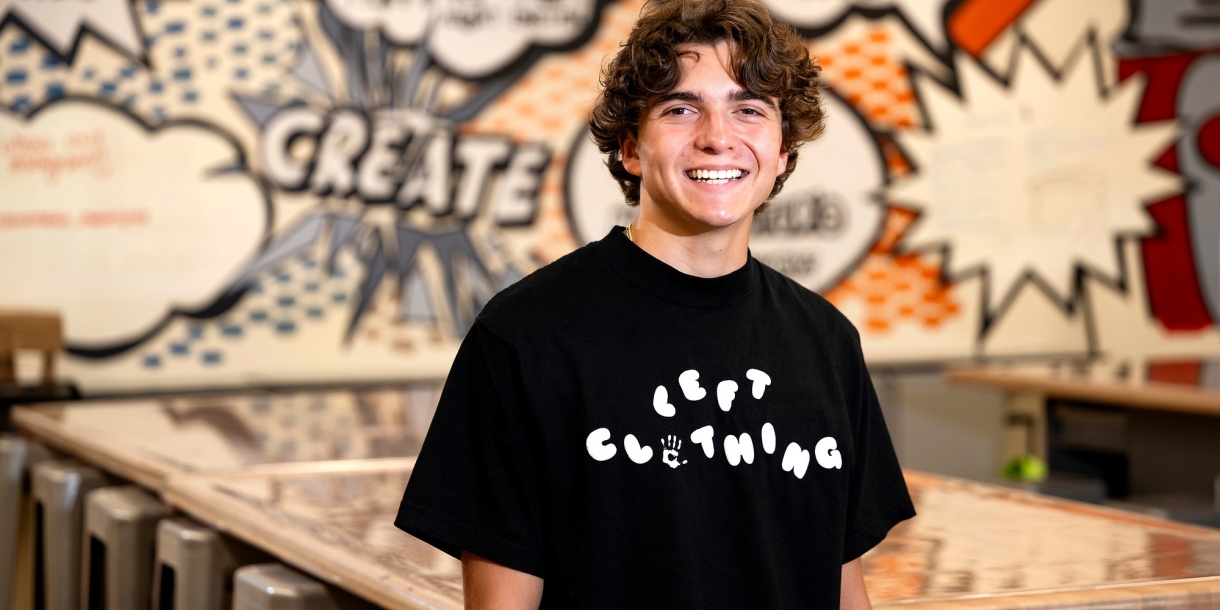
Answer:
[{"xmin": 889, "ymin": 45, "xmax": 1179, "ymax": 323}]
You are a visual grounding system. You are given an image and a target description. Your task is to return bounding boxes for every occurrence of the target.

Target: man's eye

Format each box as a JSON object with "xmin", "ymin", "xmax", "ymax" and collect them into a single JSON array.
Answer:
[
  {"xmin": 741, "ymin": 108, "xmax": 760, "ymax": 115},
  {"xmin": 668, "ymin": 107, "xmax": 689, "ymax": 115}
]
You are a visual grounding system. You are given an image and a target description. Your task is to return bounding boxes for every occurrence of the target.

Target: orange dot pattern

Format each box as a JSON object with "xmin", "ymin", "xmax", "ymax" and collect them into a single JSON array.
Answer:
[
  {"xmin": 824, "ymin": 209, "xmax": 961, "ymax": 333},
  {"xmin": 467, "ymin": 0, "xmax": 645, "ymax": 264},
  {"xmin": 808, "ymin": 24, "xmax": 961, "ymax": 334},
  {"xmin": 809, "ymin": 27, "xmax": 921, "ymax": 130}
]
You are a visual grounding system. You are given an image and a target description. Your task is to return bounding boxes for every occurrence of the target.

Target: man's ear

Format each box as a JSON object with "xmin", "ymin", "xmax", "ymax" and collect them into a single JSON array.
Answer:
[
  {"xmin": 620, "ymin": 131, "xmax": 642, "ymax": 177},
  {"xmin": 775, "ymin": 141, "xmax": 789, "ymax": 176}
]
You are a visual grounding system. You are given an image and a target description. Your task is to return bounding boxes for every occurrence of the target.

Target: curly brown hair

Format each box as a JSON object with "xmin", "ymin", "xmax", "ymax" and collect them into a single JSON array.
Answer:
[{"xmin": 589, "ymin": 0, "xmax": 824, "ymax": 208}]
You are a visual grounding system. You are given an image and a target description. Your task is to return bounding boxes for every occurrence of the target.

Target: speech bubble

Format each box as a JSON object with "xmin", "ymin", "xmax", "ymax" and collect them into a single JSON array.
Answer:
[
  {"xmin": 566, "ymin": 93, "xmax": 885, "ymax": 293},
  {"xmin": 761, "ymin": 0, "xmax": 949, "ymax": 52},
  {"xmin": 323, "ymin": 0, "xmax": 600, "ymax": 79},
  {"xmin": 0, "ymin": 0, "xmax": 143, "ymax": 61},
  {"xmin": 0, "ymin": 100, "xmax": 266, "ymax": 345},
  {"xmin": 890, "ymin": 47, "xmax": 1179, "ymax": 314}
]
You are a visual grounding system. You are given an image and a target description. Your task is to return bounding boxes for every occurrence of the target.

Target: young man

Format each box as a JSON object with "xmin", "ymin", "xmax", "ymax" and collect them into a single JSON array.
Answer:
[{"xmin": 395, "ymin": 1, "xmax": 915, "ymax": 608}]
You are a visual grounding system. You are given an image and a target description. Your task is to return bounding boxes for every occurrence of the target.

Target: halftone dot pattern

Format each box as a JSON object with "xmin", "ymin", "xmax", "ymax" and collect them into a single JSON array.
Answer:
[
  {"xmin": 0, "ymin": 0, "xmax": 302, "ymax": 121},
  {"xmin": 809, "ymin": 25, "xmax": 921, "ymax": 130},
  {"xmin": 140, "ymin": 244, "xmax": 361, "ymax": 370},
  {"xmin": 824, "ymin": 208, "xmax": 960, "ymax": 333},
  {"xmin": 806, "ymin": 21, "xmax": 959, "ymax": 335},
  {"xmin": 467, "ymin": 0, "xmax": 645, "ymax": 263}
]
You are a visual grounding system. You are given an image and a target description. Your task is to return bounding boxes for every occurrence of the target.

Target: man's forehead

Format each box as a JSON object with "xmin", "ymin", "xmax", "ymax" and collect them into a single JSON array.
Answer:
[{"xmin": 651, "ymin": 44, "xmax": 778, "ymax": 110}]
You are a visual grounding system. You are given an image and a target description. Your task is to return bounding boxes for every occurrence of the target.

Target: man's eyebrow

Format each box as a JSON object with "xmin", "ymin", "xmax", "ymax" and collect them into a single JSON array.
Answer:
[
  {"xmin": 653, "ymin": 91, "xmax": 701, "ymax": 105},
  {"xmin": 731, "ymin": 89, "xmax": 777, "ymax": 109}
]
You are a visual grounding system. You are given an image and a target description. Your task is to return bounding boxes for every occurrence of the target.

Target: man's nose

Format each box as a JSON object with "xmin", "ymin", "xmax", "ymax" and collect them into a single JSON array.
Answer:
[{"xmin": 694, "ymin": 112, "xmax": 733, "ymax": 153}]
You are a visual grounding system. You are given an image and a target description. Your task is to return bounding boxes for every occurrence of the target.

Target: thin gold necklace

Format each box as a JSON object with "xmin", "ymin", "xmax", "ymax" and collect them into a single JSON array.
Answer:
[{"xmin": 626, "ymin": 223, "xmax": 634, "ymax": 242}]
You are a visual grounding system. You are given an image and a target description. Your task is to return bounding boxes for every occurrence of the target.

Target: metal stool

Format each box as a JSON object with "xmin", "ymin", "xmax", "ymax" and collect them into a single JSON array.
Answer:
[
  {"xmin": 152, "ymin": 517, "xmax": 269, "ymax": 610},
  {"xmin": 0, "ymin": 436, "xmax": 54, "ymax": 608},
  {"xmin": 80, "ymin": 486, "xmax": 169, "ymax": 610},
  {"xmin": 29, "ymin": 459, "xmax": 109, "ymax": 610},
  {"xmin": 232, "ymin": 564, "xmax": 337, "ymax": 610}
]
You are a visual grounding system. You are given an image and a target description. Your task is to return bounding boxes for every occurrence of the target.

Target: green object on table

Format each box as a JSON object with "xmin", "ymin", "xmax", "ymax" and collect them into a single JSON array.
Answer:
[{"xmin": 1002, "ymin": 454, "xmax": 1048, "ymax": 482}]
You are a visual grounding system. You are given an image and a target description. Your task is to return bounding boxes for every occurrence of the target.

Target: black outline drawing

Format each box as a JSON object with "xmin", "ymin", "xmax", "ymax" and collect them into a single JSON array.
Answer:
[
  {"xmin": 0, "ymin": 96, "xmax": 273, "ymax": 358},
  {"xmin": 0, "ymin": 0, "xmax": 148, "ymax": 66}
]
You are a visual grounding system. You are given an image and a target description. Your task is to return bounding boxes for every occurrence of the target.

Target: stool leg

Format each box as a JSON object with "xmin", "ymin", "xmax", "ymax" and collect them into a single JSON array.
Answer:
[
  {"xmin": 0, "ymin": 353, "xmax": 14, "ymax": 384},
  {"xmin": 30, "ymin": 460, "xmax": 108, "ymax": 610},
  {"xmin": 41, "ymin": 352, "xmax": 55, "ymax": 387},
  {"xmin": 81, "ymin": 486, "xmax": 168, "ymax": 610},
  {"xmin": 0, "ymin": 437, "xmax": 53, "ymax": 610}
]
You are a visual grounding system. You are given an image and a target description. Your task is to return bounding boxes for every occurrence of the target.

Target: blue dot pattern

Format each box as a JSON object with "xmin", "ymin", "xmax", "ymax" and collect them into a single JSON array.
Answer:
[
  {"xmin": 0, "ymin": 0, "xmax": 304, "ymax": 121},
  {"xmin": 139, "ymin": 248, "xmax": 360, "ymax": 370}
]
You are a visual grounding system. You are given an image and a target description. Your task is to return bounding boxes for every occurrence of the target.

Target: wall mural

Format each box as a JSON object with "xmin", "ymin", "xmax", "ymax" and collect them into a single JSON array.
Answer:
[{"xmin": 0, "ymin": 0, "xmax": 1217, "ymax": 392}]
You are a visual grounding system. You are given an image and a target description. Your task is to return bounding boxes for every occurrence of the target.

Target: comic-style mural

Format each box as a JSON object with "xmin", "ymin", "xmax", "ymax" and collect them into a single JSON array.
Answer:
[{"xmin": 0, "ymin": 0, "xmax": 1217, "ymax": 392}]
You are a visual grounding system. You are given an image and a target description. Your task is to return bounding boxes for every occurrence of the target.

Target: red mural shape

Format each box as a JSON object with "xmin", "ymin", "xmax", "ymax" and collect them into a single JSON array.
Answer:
[
  {"xmin": 1199, "ymin": 113, "xmax": 1220, "ymax": 171},
  {"xmin": 1142, "ymin": 195, "xmax": 1213, "ymax": 331},
  {"xmin": 1119, "ymin": 55, "xmax": 1215, "ymax": 331},
  {"xmin": 1146, "ymin": 359, "xmax": 1203, "ymax": 387}
]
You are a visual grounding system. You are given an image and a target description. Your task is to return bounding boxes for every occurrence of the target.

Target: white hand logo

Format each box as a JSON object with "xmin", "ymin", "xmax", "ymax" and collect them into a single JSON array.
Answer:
[
  {"xmin": 716, "ymin": 380, "xmax": 738, "ymax": 412},
  {"xmin": 585, "ymin": 428, "xmax": 616, "ymax": 461},
  {"xmin": 815, "ymin": 437, "xmax": 842, "ymax": 469},
  {"xmin": 624, "ymin": 434, "xmax": 653, "ymax": 464},
  {"xmin": 678, "ymin": 369, "xmax": 707, "ymax": 401},
  {"xmin": 653, "ymin": 385, "xmax": 676, "ymax": 417},
  {"xmin": 745, "ymin": 369, "xmax": 771, "ymax": 399},
  {"xmin": 660, "ymin": 435, "xmax": 685, "ymax": 468}
]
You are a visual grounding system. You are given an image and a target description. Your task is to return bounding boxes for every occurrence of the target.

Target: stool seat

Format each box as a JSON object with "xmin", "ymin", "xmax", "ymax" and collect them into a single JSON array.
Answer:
[
  {"xmin": 233, "ymin": 564, "xmax": 338, "ymax": 610},
  {"xmin": 153, "ymin": 517, "xmax": 269, "ymax": 610}
]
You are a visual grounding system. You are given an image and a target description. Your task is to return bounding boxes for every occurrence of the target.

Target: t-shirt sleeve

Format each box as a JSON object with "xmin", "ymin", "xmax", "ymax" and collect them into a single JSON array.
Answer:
[
  {"xmin": 841, "ymin": 335, "xmax": 916, "ymax": 564},
  {"xmin": 394, "ymin": 321, "xmax": 546, "ymax": 578}
]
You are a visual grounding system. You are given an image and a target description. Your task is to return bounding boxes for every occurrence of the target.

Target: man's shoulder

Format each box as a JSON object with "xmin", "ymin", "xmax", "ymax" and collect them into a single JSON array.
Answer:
[
  {"xmin": 757, "ymin": 261, "xmax": 861, "ymax": 344},
  {"xmin": 477, "ymin": 242, "xmax": 608, "ymax": 332}
]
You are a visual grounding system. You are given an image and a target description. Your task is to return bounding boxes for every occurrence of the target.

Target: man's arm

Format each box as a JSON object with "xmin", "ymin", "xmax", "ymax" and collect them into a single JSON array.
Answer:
[
  {"xmin": 841, "ymin": 557, "xmax": 872, "ymax": 610},
  {"xmin": 462, "ymin": 551, "xmax": 544, "ymax": 610}
]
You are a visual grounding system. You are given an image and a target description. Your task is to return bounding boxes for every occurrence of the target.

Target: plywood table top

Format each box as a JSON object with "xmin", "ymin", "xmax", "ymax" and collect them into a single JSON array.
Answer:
[
  {"xmin": 10, "ymin": 385, "xmax": 440, "ymax": 489},
  {"xmin": 164, "ymin": 460, "xmax": 461, "ymax": 610},
  {"xmin": 947, "ymin": 358, "xmax": 1220, "ymax": 416},
  {"xmin": 869, "ymin": 471, "xmax": 1220, "ymax": 608},
  {"xmin": 164, "ymin": 464, "xmax": 1220, "ymax": 610}
]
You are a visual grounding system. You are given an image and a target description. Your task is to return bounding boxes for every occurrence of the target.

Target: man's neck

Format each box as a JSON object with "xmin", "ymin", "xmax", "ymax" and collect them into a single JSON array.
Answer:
[{"xmin": 628, "ymin": 210, "xmax": 752, "ymax": 279}]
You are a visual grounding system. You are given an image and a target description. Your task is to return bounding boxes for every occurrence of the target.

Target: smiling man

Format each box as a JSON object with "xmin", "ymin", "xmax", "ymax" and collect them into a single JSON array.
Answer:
[{"xmin": 395, "ymin": 1, "xmax": 915, "ymax": 609}]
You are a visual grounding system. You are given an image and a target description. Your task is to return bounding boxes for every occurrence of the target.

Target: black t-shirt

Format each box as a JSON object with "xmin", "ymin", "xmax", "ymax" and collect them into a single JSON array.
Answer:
[{"xmin": 395, "ymin": 227, "xmax": 915, "ymax": 609}]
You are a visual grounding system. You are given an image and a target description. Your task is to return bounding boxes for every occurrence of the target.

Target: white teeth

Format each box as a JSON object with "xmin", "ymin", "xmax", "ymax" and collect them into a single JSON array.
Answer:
[{"xmin": 688, "ymin": 169, "xmax": 743, "ymax": 182}]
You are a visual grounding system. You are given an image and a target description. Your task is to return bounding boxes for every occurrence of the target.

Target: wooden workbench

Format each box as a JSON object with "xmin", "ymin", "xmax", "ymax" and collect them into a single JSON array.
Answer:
[
  {"xmin": 160, "ymin": 464, "xmax": 1220, "ymax": 610},
  {"xmin": 948, "ymin": 358, "xmax": 1220, "ymax": 417},
  {"xmin": 947, "ymin": 358, "xmax": 1220, "ymax": 488},
  {"xmin": 11, "ymin": 385, "xmax": 440, "ymax": 488},
  {"xmin": 14, "ymin": 388, "xmax": 1220, "ymax": 609}
]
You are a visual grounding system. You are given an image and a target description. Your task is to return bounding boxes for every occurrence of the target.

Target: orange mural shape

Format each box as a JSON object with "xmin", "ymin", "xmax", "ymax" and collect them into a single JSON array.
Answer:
[
  {"xmin": 948, "ymin": 0, "xmax": 1038, "ymax": 57},
  {"xmin": 809, "ymin": 26, "xmax": 922, "ymax": 131}
]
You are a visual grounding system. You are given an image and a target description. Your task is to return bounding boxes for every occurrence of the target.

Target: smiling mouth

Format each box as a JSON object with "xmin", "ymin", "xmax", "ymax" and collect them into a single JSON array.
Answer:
[{"xmin": 686, "ymin": 169, "xmax": 746, "ymax": 184}]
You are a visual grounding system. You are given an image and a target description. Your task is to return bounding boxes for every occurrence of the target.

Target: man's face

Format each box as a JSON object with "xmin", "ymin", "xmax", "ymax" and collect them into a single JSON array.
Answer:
[{"xmin": 621, "ymin": 41, "xmax": 788, "ymax": 232}]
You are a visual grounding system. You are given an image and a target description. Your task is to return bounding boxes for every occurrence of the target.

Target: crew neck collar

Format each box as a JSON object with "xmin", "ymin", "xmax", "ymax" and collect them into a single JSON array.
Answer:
[{"xmin": 593, "ymin": 226, "xmax": 758, "ymax": 306}]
